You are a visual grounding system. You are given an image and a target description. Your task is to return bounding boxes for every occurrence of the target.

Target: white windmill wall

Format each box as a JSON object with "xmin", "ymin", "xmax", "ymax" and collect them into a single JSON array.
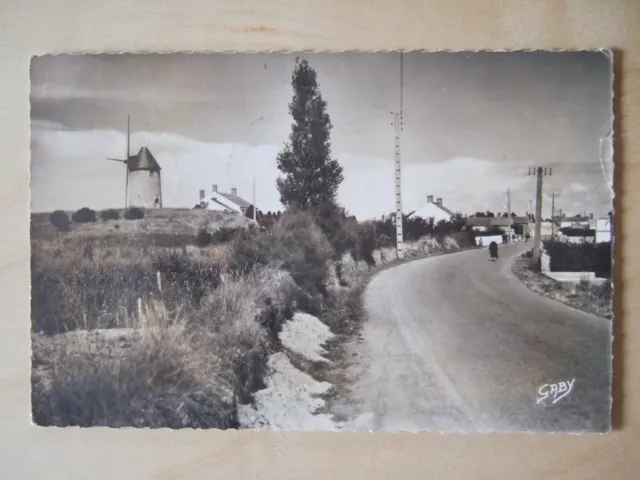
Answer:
[{"xmin": 127, "ymin": 170, "xmax": 162, "ymax": 208}]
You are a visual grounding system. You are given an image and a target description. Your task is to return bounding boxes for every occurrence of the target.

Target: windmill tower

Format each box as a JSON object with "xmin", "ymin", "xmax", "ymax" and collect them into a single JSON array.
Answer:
[{"xmin": 107, "ymin": 115, "xmax": 163, "ymax": 208}]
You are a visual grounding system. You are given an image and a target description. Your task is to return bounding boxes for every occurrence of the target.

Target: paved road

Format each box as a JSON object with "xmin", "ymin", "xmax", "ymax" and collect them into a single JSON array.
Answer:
[{"xmin": 343, "ymin": 244, "xmax": 612, "ymax": 433}]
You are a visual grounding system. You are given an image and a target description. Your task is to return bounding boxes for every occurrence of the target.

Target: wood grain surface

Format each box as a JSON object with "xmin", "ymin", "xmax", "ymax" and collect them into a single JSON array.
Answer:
[{"xmin": 0, "ymin": 1, "xmax": 638, "ymax": 478}]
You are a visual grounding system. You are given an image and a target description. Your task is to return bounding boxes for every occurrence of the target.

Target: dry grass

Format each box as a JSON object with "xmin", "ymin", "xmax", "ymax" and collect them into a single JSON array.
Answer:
[
  {"xmin": 32, "ymin": 265, "xmax": 296, "ymax": 428},
  {"xmin": 512, "ymin": 254, "xmax": 613, "ymax": 319}
]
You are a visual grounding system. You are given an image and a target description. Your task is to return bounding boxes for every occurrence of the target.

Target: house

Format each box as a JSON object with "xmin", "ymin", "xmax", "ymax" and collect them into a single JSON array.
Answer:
[
  {"xmin": 465, "ymin": 216, "xmax": 532, "ymax": 236},
  {"xmin": 198, "ymin": 185, "xmax": 253, "ymax": 216},
  {"xmin": 560, "ymin": 214, "xmax": 593, "ymax": 229},
  {"xmin": 407, "ymin": 196, "xmax": 454, "ymax": 223},
  {"xmin": 595, "ymin": 216, "xmax": 613, "ymax": 243},
  {"xmin": 558, "ymin": 223, "xmax": 595, "ymax": 244},
  {"xmin": 465, "ymin": 216, "xmax": 531, "ymax": 243}
]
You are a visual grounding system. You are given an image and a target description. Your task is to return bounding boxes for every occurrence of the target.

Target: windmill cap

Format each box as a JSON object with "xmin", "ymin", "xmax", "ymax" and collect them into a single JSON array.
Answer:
[{"xmin": 128, "ymin": 146, "xmax": 161, "ymax": 171}]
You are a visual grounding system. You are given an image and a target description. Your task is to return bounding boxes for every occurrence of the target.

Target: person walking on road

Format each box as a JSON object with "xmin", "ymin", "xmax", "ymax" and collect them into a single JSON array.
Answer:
[{"xmin": 489, "ymin": 241, "xmax": 499, "ymax": 261}]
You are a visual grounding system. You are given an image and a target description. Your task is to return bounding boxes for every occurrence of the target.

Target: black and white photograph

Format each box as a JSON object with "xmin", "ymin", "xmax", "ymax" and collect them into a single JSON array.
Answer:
[{"xmin": 30, "ymin": 51, "xmax": 614, "ymax": 433}]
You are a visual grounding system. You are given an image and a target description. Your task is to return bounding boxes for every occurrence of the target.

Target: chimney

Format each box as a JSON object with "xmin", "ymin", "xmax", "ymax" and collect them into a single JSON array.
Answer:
[
  {"xmin": 231, "ymin": 187, "xmax": 237, "ymax": 196},
  {"xmin": 590, "ymin": 213, "xmax": 594, "ymax": 220},
  {"xmin": 199, "ymin": 189, "xmax": 205, "ymax": 201},
  {"xmin": 212, "ymin": 184, "xmax": 218, "ymax": 193},
  {"xmin": 436, "ymin": 197, "xmax": 442, "ymax": 206},
  {"xmin": 427, "ymin": 195, "xmax": 434, "ymax": 203}
]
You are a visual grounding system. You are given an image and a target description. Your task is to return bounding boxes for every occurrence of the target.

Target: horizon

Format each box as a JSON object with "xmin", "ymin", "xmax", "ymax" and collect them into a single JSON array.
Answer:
[{"xmin": 30, "ymin": 51, "xmax": 614, "ymax": 220}]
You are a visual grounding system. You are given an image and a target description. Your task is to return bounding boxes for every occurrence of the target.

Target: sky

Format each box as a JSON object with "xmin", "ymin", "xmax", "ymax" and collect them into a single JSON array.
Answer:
[{"xmin": 30, "ymin": 51, "xmax": 614, "ymax": 219}]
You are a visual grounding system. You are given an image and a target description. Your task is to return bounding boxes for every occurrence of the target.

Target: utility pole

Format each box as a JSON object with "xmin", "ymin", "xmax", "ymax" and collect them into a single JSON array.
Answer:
[
  {"xmin": 392, "ymin": 51, "xmax": 404, "ymax": 259},
  {"xmin": 125, "ymin": 115, "xmax": 130, "ymax": 208},
  {"xmin": 507, "ymin": 187, "xmax": 512, "ymax": 243},
  {"xmin": 393, "ymin": 111, "xmax": 404, "ymax": 259},
  {"xmin": 252, "ymin": 177, "xmax": 257, "ymax": 221},
  {"xmin": 528, "ymin": 166, "xmax": 552, "ymax": 269},
  {"xmin": 547, "ymin": 192, "xmax": 560, "ymax": 238}
]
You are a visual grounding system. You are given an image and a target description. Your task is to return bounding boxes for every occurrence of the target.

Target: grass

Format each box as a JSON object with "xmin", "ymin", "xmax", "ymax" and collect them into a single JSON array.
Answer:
[
  {"xmin": 512, "ymin": 253, "xmax": 613, "ymax": 319},
  {"xmin": 30, "ymin": 205, "xmax": 479, "ymax": 429},
  {"xmin": 32, "ymin": 265, "xmax": 296, "ymax": 428}
]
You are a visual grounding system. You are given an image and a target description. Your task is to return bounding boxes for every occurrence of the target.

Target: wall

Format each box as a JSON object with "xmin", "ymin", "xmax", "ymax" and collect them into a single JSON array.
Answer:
[
  {"xmin": 127, "ymin": 170, "xmax": 162, "ymax": 208},
  {"xmin": 475, "ymin": 235, "xmax": 503, "ymax": 246},
  {"xmin": 540, "ymin": 250, "xmax": 607, "ymax": 285}
]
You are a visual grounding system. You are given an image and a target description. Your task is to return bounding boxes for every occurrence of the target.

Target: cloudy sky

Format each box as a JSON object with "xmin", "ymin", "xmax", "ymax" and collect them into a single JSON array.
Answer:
[{"xmin": 30, "ymin": 51, "xmax": 614, "ymax": 219}]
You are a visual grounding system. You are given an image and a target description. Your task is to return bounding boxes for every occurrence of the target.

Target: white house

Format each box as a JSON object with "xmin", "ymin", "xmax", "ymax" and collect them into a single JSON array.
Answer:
[
  {"xmin": 198, "ymin": 185, "xmax": 252, "ymax": 215},
  {"xmin": 557, "ymin": 222, "xmax": 595, "ymax": 244},
  {"xmin": 560, "ymin": 214, "xmax": 592, "ymax": 229},
  {"xmin": 407, "ymin": 196, "xmax": 454, "ymax": 222},
  {"xmin": 596, "ymin": 217, "xmax": 613, "ymax": 243}
]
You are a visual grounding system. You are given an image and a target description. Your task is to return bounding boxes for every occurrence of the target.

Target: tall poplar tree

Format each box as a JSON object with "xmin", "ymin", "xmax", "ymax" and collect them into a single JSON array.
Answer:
[{"xmin": 276, "ymin": 59, "xmax": 344, "ymax": 209}]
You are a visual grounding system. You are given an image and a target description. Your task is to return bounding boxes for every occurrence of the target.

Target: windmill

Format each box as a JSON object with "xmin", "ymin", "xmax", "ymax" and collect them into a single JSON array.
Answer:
[{"xmin": 107, "ymin": 115, "xmax": 163, "ymax": 209}]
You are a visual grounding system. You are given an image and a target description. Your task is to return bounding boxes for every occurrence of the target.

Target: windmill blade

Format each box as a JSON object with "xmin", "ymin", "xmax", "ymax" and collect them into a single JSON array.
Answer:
[{"xmin": 107, "ymin": 158, "xmax": 127, "ymax": 163}]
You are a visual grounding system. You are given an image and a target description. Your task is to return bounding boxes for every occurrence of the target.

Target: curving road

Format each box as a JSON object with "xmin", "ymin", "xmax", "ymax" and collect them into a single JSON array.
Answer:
[{"xmin": 342, "ymin": 244, "xmax": 612, "ymax": 433}]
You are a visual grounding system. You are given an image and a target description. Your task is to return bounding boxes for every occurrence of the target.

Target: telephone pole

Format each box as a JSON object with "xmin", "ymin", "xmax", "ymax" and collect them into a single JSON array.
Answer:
[
  {"xmin": 252, "ymin": 177, "xmax": 257, "ymax": 221},
  {"xmin": 528, "ymin": 166, "xmax": 552, "ymax": 268},
  {"xmin": 507, "ymin": 188, "xmax": 512, "ymax": 243},
  {"xmin": 547, "ymin": 192, "xmax": 560, "ymax": 238},
  {"xmin": 393, "ymin": 112, "xmax": 404, "ymax": 259},
  {"xmin": 392, "ymin": 51, "xmax": 405, "ymax": 259}
]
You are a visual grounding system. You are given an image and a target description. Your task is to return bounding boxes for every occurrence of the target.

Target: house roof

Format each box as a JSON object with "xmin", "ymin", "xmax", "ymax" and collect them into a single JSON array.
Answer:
[
  {"xmin": 219, "ymin": 193, "xmax": 252, "ymax": 209},
  {"xmin": 408, "ymin": 201, "xmax": 455, "ymax": 219},
  {"xmin": 561, "ymin": 215, "xmax": 590, "ymax": 222},
  {"xmin": 465, "ymin": 216, "xmax": 529, "ymax": 227},
  {"xmin": 127, "ymin": 147, "xmax": 161, "ymax": 172}
]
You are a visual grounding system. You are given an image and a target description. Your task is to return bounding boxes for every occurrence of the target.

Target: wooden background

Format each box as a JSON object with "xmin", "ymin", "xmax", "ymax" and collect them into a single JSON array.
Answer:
[{"xmin": 0, "ymin": 1, "xmax": 638, "ymax": 478}]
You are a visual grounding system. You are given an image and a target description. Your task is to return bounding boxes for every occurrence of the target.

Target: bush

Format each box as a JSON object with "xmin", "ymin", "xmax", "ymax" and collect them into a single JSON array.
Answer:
[
  {"xmin": 542, "ymin": 240, "xmax": 611, "ymax": 278},
  {"xmin": 124, "ymin": 207, "xmax": 145, "ymax": 220},
  {"xmin": 197, "ymin": 227, "xmax": 240, "ymax": 247},
  {"xmin": 100, "ymin": 209, "xmax": 120, "ymax": 221},
  {"xmin": 196, "ymin": 228, "xmax": 214, "ymax": 247},
  {"xmin": 72, "ymin": 207, "xmax": 97, "ymax": 223},
  {"xmin": 212, "ymin": 227, "xmax": 239, "ymax": 244},
  {"xmin": 230, "ymin": 210, "xmax": 333, "ymax": 309},
  {"xmin": 311, "ymin": 201, "xmax": 354, "ymax": 260},
  {"xmin": 49, "ymin": 210, "xmax": 70, "ymax": 232},
  {"xmin": 350, "ymin": 221, "xmax": 377, "ymax": 266}
]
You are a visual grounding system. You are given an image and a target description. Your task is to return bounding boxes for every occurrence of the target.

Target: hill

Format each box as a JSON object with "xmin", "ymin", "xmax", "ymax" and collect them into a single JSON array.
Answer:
[{"xmin": 31, "ymin": 208, "xmax": 257, "ymax": 246}]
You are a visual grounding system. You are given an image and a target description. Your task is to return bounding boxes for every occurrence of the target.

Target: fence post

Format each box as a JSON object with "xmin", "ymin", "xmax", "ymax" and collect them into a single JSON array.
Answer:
[{"xmin": 137, "ymin": 297, "xmax": 143, "ymax": 323}]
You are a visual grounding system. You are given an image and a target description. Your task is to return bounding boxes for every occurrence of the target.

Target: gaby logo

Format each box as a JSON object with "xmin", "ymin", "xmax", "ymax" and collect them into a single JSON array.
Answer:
[{"xmin": 536, "ymin": 379, "xmax": 575, "ymax": 405}]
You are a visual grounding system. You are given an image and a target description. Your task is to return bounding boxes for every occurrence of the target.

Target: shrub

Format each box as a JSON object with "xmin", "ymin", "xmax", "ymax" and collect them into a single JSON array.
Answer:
[
  {"xmin": 196, "ymin": 228, "xmax": 214, "ymax": 247},
  {"xmin": 350, "ymin": 221, "xmax": 377, "ymax": 266},
  {"xmin": 72, "ymin": 207, "xmax": 97, "ymax": 223},
  {"xmin": 212, "ymin": 227, "xmax": 239, "ymax": 244},
  {"xmin": 542, "ymin": 240, "xmax": 611, "ymax": 278},
  {"xmin": 311, "ymin": 201, "xmax": 354, "ymax": 260},
  {"xmin": 124, "ymin": 207, "xmax": 144, "ymax": 220},
  {"xmin": 49, "ymin": 210, "xmax": 70, "ymax": 232},
  {"xmin": 197, "ymin": 227, "xmax": 240, "ymax": 247},
  {"xmin": 230, "ymin": 210, "xmax": 333, "ymax": 308},
  {"xmin": 100, "ymin": 209, "xmax": 120, "ymax": 221}
]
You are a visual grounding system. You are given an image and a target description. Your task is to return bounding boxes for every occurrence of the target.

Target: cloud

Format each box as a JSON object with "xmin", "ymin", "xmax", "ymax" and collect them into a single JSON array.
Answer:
[
  {"xmin": 569, "ymin": 182, "xmax": 588, "ymax": 192},
  {"xmin": 30, "ymin": 125, "xmax": 614, "ymax": 219},
  {"xmin": 338, "ymin": 155, "xmax": 532, "ymax": 219},
  {"xmin": 30, "ymin": 125, "xmax": 284, "ymax": 213}
]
